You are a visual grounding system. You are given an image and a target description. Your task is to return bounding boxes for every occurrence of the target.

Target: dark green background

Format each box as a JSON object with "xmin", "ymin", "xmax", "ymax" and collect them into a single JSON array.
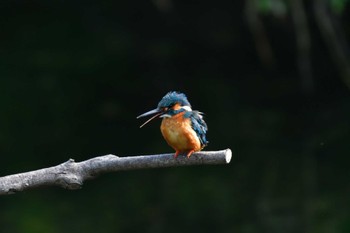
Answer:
[{"xmin": 1, "ymin": 1, "xmax": 350, "ymax": 233}]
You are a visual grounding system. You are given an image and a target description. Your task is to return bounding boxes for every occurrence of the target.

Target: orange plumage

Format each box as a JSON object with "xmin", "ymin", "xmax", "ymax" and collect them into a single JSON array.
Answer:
[
  {"xmin": 137, "ymin": 91, "xmax": 208, "ymax": 158},
  {"xmin": 160, "ymin": 111, "xmax": 202, "ymax": 158}
]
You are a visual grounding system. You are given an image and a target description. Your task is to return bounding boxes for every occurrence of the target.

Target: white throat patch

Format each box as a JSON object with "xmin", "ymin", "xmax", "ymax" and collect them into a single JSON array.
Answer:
[{"xmin": 181, "ymin": 106, "xmax": 192, "ymax": 111}]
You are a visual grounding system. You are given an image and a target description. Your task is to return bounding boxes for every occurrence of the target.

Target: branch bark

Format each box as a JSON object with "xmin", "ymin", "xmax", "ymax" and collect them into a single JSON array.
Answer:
[{"xmin": 0, "ymin": 149, "xmax": 232, "ymax": 195}]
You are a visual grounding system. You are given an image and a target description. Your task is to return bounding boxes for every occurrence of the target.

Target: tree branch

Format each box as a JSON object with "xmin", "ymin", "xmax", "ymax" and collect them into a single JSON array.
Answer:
[
  {"xmin": 314, "ymin": 0, "xmax": 350, "ymax": 89},
  {"xmin": 244, "ymin": 0, "xmax": 275, "ymax": 67},
  {"xmin": 289, "ymin": 0, "xmax": 313, "ymax": 93},
  {"xmin": 0, "ymin": 149, "xmax": 232, "ymax": 195}
]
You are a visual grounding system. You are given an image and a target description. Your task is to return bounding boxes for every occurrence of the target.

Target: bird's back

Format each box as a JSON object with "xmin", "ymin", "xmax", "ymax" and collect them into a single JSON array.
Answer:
[{"xmin": 184, "ymin": 110, "xmax": 208, "ymax": 148}]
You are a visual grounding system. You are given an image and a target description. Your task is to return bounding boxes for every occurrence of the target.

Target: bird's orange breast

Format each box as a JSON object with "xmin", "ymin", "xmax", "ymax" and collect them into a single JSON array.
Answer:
[{"xmin": 160, "ymin": 112, "xmax": 201, "ymax": 152}]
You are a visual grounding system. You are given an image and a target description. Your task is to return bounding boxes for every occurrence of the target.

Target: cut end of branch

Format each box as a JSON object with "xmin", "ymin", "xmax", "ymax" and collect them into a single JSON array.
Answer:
[{"xmin": 225, "ymin": 149, "xmax": 232, "ymax": 163}]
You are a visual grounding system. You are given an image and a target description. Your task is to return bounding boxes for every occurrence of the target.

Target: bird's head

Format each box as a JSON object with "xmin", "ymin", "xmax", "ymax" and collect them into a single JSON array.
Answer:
[{"xmin": 137, "ymin": 91, "xmax": 192, "ymax": 128}]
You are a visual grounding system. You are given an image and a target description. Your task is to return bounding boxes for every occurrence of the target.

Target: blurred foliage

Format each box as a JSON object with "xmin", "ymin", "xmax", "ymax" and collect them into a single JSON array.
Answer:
[
  {"xmin": 256, "ymin": 0, "xmax": 287, "ymax": 16},
  {"xmin": 0, "ymin": 0, "xmax": 350, "ymax": 233},
  {"xmin": 330, "ymin": 0, "xmax": 349, "ymax": 13},
  {"xmin": 256, "ymin": 0, "xmax": 349, "ymax": 15}
]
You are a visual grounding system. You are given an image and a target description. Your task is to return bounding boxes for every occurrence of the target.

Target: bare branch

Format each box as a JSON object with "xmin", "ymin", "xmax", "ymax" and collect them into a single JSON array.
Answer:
[
  {"xmin": 314, "ymin": 0, "xmax": 350, "ymax": 89},
  {"xmin": 0, "ymin": 149, "xmax": 232, "ymax": 196},
  {"xmin": 289, "ymin": 0, "xmax": 314, "ymax": 93},
  {"xmin": 245, "ymin": 0, "xmax": 275, "ymax": 67}
]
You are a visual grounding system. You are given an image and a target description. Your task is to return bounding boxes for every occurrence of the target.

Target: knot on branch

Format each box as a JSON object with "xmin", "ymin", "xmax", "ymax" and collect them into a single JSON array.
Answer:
[
  {"xmin": 56, "ymin": 159, "xmax": 83, "ymax": 190},
  {"xmin": 56, "ymin": 174, "xmax": 83, "ymax": 190}
]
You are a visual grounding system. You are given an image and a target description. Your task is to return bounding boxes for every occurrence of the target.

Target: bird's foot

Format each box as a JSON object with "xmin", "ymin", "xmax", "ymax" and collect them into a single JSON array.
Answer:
[
  {"xmin": 186, "ymin": 150, "xmax": 195, "ymax": 158},
  {"xmin": 174, "ymin": 151, "xmax": 181, "ymax": 158},
  {"xmin": 174, "ymin": 150, "xmax": 195, "ymax": 158}
]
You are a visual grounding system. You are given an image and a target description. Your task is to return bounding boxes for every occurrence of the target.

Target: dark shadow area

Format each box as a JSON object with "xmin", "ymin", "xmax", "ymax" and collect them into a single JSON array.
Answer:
[{"xmin": 0, "ymin": 1, "xmax": 349, "ymax": 233}]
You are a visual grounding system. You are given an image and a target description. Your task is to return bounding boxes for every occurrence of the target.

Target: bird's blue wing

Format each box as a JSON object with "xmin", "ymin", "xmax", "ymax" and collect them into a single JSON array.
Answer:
[{"xmin": 184, "ymin": 111, "xmax": 208, "ymax": 147}]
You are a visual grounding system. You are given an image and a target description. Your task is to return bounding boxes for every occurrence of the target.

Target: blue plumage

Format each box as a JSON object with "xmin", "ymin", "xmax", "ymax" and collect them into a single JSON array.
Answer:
[
  {"xmin": 184, "ymin": 111, "xmax": 208, "ymax": 147},
  {"xmin": 137, "ymin": 91, "xmax": 208, "ymax": 158},
  {"xmin": 158, "ymin": 91, "xmax": 191, "ymax": 109}
]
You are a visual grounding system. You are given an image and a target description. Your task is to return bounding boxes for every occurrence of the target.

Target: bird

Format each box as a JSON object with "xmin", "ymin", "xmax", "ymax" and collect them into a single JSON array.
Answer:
[{"xmin": 137, "ymin": 91, "xmax": 208, "ymax": 158}]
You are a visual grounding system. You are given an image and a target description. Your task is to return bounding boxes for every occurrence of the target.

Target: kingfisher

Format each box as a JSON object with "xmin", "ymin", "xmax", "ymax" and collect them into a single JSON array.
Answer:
[{"xmin": 137, "ymin": 91, "xmax": 208, "ymax": 158}]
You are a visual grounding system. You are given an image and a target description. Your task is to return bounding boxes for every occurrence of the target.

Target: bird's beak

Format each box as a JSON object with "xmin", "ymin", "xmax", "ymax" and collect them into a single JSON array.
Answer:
[{"xmin": 136, "ymin": 108, "xmax": 163, "ymax": 128}]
